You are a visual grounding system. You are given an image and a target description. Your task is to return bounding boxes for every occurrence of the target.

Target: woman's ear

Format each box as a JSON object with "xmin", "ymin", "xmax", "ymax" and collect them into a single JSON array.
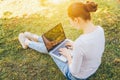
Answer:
[
  {"xmin": 74, "ymin": 18, "xmax": 78, "ymax": 22},
  {"xmin": 73, "ymin": 17, "xmax": 82, "ymax": 24},
  {"xmin": 78, "ymin": 17, "xmax": 85, "ymax": 23},
  {"xmin": 74, "ymin": 18, "xmax": 79, "ymax": 23}
]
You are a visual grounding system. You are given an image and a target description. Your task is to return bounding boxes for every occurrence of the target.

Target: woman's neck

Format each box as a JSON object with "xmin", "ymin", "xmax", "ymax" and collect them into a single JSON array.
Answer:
[{"xmin": 82, "ymin": 21, "xmax": 96, "ymax": 34}]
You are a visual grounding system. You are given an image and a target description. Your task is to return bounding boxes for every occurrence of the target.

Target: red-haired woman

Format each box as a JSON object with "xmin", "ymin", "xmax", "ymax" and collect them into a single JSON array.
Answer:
[{"xmin": 18, "ymin": 1, "xmax": 105, "ymax": 80}]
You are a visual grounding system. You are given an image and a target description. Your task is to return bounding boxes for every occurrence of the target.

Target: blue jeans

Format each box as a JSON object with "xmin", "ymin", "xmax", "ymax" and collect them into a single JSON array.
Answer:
[{"xmin": 28, "ymin": 36, "xmax": 85, "ymax": 80}]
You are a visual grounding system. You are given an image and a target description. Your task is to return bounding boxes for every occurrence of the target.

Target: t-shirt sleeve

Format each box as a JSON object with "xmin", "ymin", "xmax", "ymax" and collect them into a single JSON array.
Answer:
[{"xmin": 69, "ymin": 40, "xmax": 84, "ymax": 76}]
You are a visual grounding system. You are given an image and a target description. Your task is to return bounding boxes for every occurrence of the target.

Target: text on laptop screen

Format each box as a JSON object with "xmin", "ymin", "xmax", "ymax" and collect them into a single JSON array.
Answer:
[{"xmin": 42, "ymin": 23, "xmax": 66, "ymax": 52}]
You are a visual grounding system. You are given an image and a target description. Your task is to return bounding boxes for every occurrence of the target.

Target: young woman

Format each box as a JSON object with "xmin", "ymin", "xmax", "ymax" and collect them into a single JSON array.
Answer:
[{"xmin": 18, "ymin": 1, "xmax": 105, "ymax": 80}]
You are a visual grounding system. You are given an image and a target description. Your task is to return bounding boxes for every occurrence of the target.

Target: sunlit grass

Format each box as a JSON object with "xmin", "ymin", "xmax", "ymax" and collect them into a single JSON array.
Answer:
[{"xmin": 0, "ymin": 0, "xmax": 120, "ymax": 80}]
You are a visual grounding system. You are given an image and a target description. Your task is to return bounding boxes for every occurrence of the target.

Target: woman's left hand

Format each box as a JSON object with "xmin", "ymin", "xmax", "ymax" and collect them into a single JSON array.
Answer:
[
  {"xmin": 59, "ymin": 48, "xmax": 70, "ymax": 58},
  {"xmin": 59, "ymin": 48, "xmax": 72, "ymax": 65}
]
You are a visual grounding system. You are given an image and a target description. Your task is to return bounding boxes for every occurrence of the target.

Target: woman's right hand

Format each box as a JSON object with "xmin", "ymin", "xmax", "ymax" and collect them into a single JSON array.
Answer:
[{"xmin": 65, "ymin": 41, "xmax": 74, "ymax": 50}]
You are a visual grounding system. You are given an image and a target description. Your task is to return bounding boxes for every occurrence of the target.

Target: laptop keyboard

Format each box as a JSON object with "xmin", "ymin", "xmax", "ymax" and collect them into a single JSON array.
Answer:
[{"xmin": 52, "ymin": 41, "xmax": 67, "ymax": 57}]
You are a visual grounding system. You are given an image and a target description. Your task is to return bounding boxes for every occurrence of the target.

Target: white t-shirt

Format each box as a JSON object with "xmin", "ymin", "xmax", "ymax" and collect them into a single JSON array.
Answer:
[{"xmin": 69, "ymin": 26, "xmax": 105, "ymax": 79}]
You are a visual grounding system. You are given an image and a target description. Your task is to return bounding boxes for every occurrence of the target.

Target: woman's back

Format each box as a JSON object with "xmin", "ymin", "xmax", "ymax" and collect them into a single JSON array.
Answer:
[{"xmin": 70, "ymin": 26, "xmax": 105, "ymax": 79}]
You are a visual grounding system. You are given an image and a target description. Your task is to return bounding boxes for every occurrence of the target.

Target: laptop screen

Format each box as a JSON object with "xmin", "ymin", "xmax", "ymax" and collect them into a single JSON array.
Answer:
[{"xmin": 42, "ymin": 23, "xmax": 66, "ymax": 52}]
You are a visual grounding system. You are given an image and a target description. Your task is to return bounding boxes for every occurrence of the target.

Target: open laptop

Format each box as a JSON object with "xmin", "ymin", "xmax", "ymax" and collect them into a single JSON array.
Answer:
[{"xmin": 42, "ymin": 23, "xmax": 72, "ymax": 62}]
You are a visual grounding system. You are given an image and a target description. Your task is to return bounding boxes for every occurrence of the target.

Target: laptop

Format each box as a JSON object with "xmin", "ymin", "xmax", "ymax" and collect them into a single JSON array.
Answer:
[{"xmin": 42, "ymin": 23, "xmax": 72, "ymax": 62}]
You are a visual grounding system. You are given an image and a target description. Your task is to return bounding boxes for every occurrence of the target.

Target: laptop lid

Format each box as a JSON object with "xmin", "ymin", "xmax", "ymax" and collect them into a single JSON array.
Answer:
[{"xmin": 42, "ymin": 23, "xmax": 66, "ymax": 52}]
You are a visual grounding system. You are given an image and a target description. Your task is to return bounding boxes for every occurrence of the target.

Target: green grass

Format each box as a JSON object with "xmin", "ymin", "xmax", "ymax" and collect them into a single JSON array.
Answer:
[{"xmin": 0, "ymin": 0, "xmax": 120, "ymax": 80}]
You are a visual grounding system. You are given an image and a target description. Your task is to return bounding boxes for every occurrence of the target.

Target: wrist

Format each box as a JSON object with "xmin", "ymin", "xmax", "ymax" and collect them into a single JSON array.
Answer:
[
  {"xmin": 66, "ymin": 54, "xmax": 72, "ymax": 63},
  {"xmin": 67, "ymin": 55, "xmax": 72, "ymax": 65},
  {"xmin": 67, "ymin": 54, "xmax": 71, "ymax": 59}
]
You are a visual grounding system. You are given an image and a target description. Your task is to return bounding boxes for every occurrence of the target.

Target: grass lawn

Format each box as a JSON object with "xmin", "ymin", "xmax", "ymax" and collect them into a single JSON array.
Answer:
[{"xmin": 0, "ymin": 0, "xmax": 120, "ymax": 80}]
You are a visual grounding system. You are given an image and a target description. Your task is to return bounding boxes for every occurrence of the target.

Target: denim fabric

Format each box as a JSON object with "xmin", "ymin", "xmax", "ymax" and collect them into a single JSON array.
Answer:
[
  {"xmin": 28, "ymin": 36, "xmax": 48, "ymax": 53},
  {"xmin": 52, "ymin": 56, "xmax": 86, "ymax": 80},
  {"xmin": 28, "ymin": 36, "xmax": 86, "ymax": 80},
  {"xmin": 66, "ymin": 67, "xmax": 86, "ymax": 80}
]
